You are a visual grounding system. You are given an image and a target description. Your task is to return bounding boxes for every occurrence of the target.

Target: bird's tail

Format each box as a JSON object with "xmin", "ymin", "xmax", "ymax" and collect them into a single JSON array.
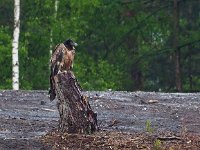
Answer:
[{"xmin": 49, "ymin": 75, "xmax": 56, "ymax": 101}]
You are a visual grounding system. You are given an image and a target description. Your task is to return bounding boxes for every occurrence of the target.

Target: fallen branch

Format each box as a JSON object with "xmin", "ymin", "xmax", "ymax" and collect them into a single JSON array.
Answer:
[{"xmin": 157, "ymin": 136, "xmax": 182, "ymax": 141}]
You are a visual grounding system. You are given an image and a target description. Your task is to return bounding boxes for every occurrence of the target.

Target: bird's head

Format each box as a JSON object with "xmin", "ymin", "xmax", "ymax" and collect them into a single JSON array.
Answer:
[{"xmin": 63, "ymin": 39, "xmax": 78, "ymax": 50}]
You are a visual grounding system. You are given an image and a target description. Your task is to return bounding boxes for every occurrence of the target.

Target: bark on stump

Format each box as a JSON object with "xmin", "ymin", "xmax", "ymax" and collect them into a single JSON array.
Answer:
[{"xmin": 54, "ymin": 71, "xmax": 98, "ymax": 134}]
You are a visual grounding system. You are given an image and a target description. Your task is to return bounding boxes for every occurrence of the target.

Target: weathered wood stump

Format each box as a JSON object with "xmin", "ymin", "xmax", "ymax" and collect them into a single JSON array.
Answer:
[{"xmin": 54, "ymin": 70, "xmax": 98, "ymax": 134}]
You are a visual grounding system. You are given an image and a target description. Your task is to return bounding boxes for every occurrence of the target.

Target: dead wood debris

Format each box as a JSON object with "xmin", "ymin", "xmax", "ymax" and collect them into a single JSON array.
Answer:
[
  {"xmin": 157, "ymin": 135, "xmax": 182, "ymax": 141},
  {"xmin": 141, "ymin": 99, "xmax": 159, "ymax": 104},
  {"xmin": 41, "ymin": 130, "xmax": 200, "ymax": 150},
  {"xmin": 108, "ymin": 119, "xmax": 120, "ymax": 127}
]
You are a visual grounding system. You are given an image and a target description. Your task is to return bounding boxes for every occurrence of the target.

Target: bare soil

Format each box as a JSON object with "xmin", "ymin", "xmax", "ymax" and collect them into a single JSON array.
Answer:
[{"xmin": 0, "ymin": 90, "xmax": 200, "ymax": 149}]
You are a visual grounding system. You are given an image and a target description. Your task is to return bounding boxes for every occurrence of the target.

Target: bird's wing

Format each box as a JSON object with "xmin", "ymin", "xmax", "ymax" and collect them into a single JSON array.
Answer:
[{"xmin": 50, "ymin": 44, "xmax": 64, "ymax": 76}]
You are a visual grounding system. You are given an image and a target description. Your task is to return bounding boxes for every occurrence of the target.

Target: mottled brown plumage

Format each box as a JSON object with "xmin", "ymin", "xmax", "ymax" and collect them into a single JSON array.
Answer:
[{"xmin": 49, "ymin": 39, "xmax": 77, "ymax": 101}]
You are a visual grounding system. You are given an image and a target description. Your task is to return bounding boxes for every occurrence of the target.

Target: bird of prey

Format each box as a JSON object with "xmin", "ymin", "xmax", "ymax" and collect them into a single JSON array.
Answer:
[{"xmin": 49, "ymin": 39, "xmax": 78, "ymax": 101}]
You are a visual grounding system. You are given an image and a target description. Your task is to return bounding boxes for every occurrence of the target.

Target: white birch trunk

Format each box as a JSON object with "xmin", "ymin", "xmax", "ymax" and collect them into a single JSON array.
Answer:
[
  {"xmin": 50, "ymin": 0, "xmax": 59, "ymax": 56},
  {"xmin": 12, "ymin": 0, "xmax": 20, "ymax": 90}
]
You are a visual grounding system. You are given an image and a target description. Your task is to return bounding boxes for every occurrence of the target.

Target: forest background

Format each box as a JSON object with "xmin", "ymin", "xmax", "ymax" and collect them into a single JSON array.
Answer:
[{"xmin": 0, "ymin": 0, "xmax": 199, "ymax": 92}]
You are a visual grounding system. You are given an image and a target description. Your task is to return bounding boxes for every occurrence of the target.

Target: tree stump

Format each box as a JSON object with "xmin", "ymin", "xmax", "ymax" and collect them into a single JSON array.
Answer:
[{"xmin": 54, "ymin": 70, "xmax": 98, "ymax": 134}]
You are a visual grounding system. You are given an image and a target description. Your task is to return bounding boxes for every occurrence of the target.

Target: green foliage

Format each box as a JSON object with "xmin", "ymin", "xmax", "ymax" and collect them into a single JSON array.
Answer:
[
  {"xmin": 74, "ymin": 52, "xmax": 123, "ymax": 90},
  {"xmin": 0, "ymin": 0, "xmax": 199, "ymax": 91},
  {"xmin": 0, "ymin": 26, "xmax": 12, "ymax": 89},
  {"xmin": 153, "ymin": 139, "xmax": 161, "ymax": 150},
  {"xmin": 145, "ymin": 120, "xmax": 154, "ymax": 133}
]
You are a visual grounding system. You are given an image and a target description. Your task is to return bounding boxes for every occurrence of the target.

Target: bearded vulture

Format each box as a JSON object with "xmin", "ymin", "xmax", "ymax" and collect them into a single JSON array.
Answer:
[{"xmin": 49, "ymin": 39, "xmax": 78, "ymax": 101}]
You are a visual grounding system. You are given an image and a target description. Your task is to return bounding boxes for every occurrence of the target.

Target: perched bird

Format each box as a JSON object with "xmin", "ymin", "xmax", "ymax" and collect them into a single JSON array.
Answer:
[{"xmin": 49, "ymin": 39, "xmax": 78, "ymax": 101}]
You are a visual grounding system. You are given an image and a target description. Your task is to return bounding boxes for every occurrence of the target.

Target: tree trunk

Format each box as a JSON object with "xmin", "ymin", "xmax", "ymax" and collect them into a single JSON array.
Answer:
[
  {"xmin": 173, "ymin": 0, "xmax": 182, "ymax": 92},
  {"xmin": 188, "ymin": 53, "xmax": 193, "ymax": 91},
  {"xmin": 54, "ymin": 71, "xmax": 98, "ymax": 134},
  {"xmin": 131, "ymin": 69, "xmax": 143, "ymax": 90},
  {"xmin": 49, "ymin": 0, "xmax": 59, "ymax": 56},
  {"xmin": 187, "ymin": 3, "xmax": 193, "ymax": 91},
  {"xmin": 12, "ymin": 0, "xmax": 20, "ymax": 90}
]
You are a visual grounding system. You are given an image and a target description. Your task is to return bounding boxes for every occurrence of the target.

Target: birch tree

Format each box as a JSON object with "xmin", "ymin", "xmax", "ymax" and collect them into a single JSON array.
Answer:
[
  {"xmin": 12, "ymin": 0, "xmax": 20, "ymax": 90},
  {"xmin": 50, "ymin": 0, "xmax": 59, "ymax": 56}
]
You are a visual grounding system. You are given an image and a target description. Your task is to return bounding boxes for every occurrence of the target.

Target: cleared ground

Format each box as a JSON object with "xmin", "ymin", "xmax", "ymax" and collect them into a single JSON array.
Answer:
[{"xmin": 0, "ymin": 90, "xmax": 200, "ymax": 149}]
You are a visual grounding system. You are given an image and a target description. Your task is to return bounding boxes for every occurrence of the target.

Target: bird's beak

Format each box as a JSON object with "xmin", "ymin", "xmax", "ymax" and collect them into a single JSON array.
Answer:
[{"xmin": 74, "ymin": 42, "xmax": 78, "ymax": 47}]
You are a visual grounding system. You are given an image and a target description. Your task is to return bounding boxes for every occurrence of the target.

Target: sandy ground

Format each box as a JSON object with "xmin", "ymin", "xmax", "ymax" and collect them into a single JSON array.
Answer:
[{"xmin": 0, "ymin": 90, "xmax": 200, "ymax": 149}]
